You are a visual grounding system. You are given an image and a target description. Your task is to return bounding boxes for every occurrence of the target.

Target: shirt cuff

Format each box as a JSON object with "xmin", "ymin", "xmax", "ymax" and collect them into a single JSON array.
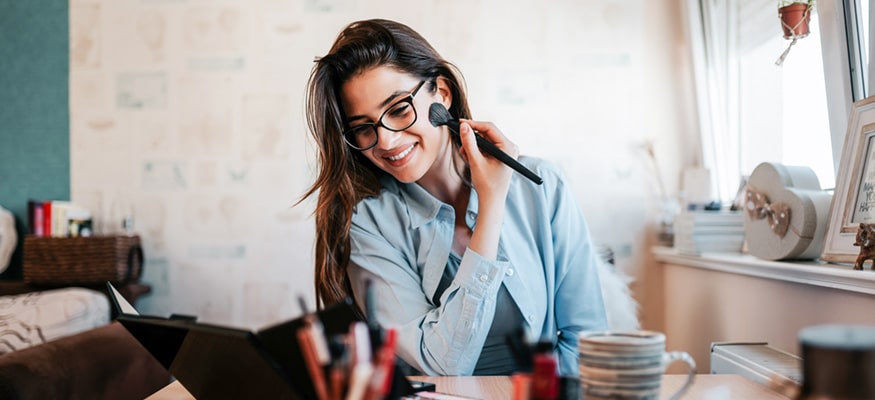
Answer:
[{"xmin": 455, "ymin": 248, "xmax": 510, "ymax": 297}]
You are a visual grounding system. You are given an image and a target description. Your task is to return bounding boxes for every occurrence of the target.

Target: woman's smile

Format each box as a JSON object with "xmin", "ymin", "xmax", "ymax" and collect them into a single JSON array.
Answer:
[{"xmin": 383, "ymin": 143, "xmax": 416, "ymax": 163}]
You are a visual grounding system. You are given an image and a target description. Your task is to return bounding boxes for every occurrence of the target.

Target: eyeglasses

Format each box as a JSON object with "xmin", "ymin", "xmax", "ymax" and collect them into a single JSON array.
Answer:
[{"xmin": 342, "ymin": 80, "xmax": 427, "ymax": 151}]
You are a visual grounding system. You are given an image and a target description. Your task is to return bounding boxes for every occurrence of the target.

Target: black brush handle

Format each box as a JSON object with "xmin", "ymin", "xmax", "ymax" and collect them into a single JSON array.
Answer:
[{"xmin": 445, "ymin": 119, "xmax": 543, "ymax": 185}]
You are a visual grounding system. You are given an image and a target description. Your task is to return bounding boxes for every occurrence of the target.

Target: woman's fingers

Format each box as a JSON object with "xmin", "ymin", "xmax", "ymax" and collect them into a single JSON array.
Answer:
[
  {"xmin": 460, "ymin": 119, "xmax": 519, "ymax": 158},
  {"xmin": 458, "ymin": 122, "xmax": 479, "ymax": 162},
  {"xmin": 457, "ymin": 120, "xmax": 516, "ymax": 201}
]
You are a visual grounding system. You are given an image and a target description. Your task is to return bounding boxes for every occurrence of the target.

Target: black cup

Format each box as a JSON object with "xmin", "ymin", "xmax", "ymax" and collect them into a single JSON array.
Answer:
[{"xmin": 798, "ymin": 325, "xmax": 875, "ymax": 400}]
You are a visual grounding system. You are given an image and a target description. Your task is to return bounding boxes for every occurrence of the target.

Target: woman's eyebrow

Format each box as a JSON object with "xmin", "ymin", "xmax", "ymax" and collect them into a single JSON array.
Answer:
[{"xmin": 346, "ymin": 89, "xmax": 407, "ymax": 122}]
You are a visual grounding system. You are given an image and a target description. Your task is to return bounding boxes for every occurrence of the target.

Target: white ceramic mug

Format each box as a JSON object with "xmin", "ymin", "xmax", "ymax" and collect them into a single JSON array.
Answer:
[{"xmin": 578, "ymin": 331, "xmax": 696, "ymax": 400}]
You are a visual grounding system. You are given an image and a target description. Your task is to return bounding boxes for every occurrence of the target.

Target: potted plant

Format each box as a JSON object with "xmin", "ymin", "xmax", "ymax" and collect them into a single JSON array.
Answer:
[
  {"xmin": 778, "ymin": 0, "xmax": 814, "ymax": 39},
  {"xmin": 775, "ymin": 0, "xmax": 815, "ymax": 65}
]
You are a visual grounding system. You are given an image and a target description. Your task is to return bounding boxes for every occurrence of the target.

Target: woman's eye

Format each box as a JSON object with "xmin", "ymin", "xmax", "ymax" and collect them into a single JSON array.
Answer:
[
  {"xmin": 350, "ymin": 125, "xmax": 373, "ymax": 136},
  {"xmin": 388, "ymin": 103, "xmax": 411, "ymax": 117}
]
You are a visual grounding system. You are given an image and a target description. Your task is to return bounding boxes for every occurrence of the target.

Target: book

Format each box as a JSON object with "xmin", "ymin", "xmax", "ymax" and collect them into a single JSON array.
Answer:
[
  {"xmin": 674, "ymin": 211, "xmax": 744, "ymax": 226},
  {"xmin": 27, "ymin": 200, "xmax": 92, "ymax": 238},
  {"xmin": 674, "ymin": 210, "xmax": 745, "ymax": 254},
  {"xmin": 42, "ymin": 201, "xmax": 52, "ymax": 237},
  {"xmin": 27, "ymin": 200, "xmax": 44, "ymax": 236}
]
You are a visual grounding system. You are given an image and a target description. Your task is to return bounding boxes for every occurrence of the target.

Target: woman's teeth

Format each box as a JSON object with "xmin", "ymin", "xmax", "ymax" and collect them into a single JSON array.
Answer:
[{"xmin": 387, "ymin": 144, "xmax": 414, "ymax": 161}]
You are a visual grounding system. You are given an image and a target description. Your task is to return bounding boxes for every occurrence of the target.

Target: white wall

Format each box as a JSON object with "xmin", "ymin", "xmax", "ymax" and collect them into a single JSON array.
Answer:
[{"xmin": 69, "ymin": 0, "xmax": 697, "ymax": 328}]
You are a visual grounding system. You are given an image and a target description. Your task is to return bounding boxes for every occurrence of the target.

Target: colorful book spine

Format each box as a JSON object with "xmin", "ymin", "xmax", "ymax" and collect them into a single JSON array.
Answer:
[
  {"xmin": 42, "ymin": 201, "xmax": 52, "ymax": 237},
  {"xmin": 27, "ymin": 200, "xmax": 44, "ymax": 236},
  {"xmin": 27, "ymin": 200, "xmax": 92, "ymax": 237}
]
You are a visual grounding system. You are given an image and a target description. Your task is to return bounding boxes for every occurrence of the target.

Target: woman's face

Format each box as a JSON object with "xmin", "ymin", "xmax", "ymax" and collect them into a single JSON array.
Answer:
[{"xmin": 340, "ymin": 66, "xmax": 453, "ymax": 184}]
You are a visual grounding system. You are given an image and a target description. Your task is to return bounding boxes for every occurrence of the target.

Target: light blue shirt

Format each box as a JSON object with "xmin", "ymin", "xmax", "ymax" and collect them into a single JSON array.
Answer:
[{"xmin": 347, "ymin": 156, "xmax": 607, "ymax": 376}]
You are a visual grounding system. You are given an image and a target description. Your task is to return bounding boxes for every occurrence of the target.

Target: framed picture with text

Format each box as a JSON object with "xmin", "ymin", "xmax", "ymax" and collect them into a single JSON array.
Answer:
[{"xmin": 822, "ymin": 96, "xmax": 875, "ymax": 263}]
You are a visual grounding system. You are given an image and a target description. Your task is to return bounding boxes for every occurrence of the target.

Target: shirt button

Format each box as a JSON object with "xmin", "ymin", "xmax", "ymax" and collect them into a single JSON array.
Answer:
[
  {"xmin": 527, "ymin": 314, "xmax": 534, "ymax": 321},
  {"xmin": 479, "ymin": 274, "xmax": 488, "ymax": 282},
  {"xmin": 505, "ymin": 268, "xmax": 514, "ymax": 276}
]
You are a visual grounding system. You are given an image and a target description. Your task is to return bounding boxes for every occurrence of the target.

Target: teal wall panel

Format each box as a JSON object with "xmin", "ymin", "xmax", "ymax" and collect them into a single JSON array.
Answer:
[{"xmin": 0, "ymin": 0, "xmax": 69, "ymax": 279}]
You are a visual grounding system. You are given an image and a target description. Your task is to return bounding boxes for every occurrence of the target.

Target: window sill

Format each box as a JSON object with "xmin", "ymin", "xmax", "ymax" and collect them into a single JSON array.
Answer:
[{"xmin": 652, "ymin": 246, "xmax": 875, "ymax": 296}]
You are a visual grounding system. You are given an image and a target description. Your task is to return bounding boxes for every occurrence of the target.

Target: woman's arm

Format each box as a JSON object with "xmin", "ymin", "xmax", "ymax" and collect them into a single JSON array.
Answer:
[
  {"xmin": 548, "ymin": 171, "xmax": 609, "ymax": 376},
  {"xmin": 457, "ymin": 120, "xmax": 515, "ymax": 261},
  {"xmin": 348, "ymin": 227, "xmax": 510, "ymax": 375}
]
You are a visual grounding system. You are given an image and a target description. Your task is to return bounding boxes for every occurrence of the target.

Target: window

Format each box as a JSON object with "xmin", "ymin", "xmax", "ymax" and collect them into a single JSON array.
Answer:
[
  {"xmin": 688, "ymin": 0, "xmax": 871, "ymax": 200},
  {"xmin": 739, "ymin": 4, "xmax": 834, "ymax": 191}
]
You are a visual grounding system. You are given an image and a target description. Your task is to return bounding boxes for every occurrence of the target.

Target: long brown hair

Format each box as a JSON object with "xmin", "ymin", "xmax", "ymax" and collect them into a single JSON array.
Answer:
[{"xmin": 301, "ymin": 19, "xmax": 471, "ymax": 308}]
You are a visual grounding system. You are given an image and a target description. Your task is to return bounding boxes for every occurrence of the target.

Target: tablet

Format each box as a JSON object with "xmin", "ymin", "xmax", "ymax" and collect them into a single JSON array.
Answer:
[{"xmin": 107, "ymin": 282, "xmax": 390, "ymax": 399}]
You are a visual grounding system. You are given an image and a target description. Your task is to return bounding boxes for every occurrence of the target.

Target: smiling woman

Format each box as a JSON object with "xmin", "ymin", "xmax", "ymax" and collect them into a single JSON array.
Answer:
[
  {"xmin": 339, "ymin": 69, "xmax": 451, "ymax": 185},
  {"xmin": 299, "ymin": 19, "xmax": 608, "ymax": 377},
  {"xmin": 341, "ymin": 79, "xmax": 427, "ymax": 151}
]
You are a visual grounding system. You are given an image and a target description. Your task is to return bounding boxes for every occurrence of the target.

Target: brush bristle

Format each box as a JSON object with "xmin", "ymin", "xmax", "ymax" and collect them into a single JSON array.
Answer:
[{"xmin": 428, "ymin": 103, "xmax": 453, "ymax": 127}]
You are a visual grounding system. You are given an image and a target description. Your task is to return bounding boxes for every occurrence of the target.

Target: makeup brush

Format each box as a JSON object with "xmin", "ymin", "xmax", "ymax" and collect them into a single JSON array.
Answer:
[{"xmin": 428, "ymin": 102, "xmax": 543, "ymax": 185}]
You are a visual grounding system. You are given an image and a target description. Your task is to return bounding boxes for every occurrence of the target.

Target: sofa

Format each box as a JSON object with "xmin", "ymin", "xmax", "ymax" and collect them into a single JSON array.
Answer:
[
  {"xmin": 0, "ymin": 205, "xmax": 169, "ymax": 398},
  {"xmin": 1, "ymin": 205, "xmax": 113, "ymax": 354}
]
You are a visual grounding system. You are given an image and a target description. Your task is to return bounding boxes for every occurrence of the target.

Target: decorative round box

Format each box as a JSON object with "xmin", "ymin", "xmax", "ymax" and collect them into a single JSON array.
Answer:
[{"xmin": 744, "ymin": 162, "xmax": 833, "ymax": 260}]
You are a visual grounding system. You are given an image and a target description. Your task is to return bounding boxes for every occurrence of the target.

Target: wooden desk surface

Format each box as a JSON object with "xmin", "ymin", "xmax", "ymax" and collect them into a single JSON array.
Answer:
[{"xmin": 147, "ymin": 374, "xmax": 787, "ymax": 399}]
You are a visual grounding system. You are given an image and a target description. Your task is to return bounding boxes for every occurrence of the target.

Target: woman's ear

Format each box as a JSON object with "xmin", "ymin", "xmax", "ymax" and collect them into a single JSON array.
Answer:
[{"xmin": 435, "ymin": 76, "xmax": 453, "ymax": 110}]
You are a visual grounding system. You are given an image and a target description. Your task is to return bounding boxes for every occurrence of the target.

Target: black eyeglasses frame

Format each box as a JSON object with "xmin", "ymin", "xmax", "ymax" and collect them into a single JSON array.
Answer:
[{"xmin": 342, "ymin": 80, "xmax": 428, "ymax": 151}]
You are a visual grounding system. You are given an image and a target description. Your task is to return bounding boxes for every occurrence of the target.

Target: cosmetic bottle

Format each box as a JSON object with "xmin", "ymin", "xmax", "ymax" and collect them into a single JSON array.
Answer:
[{"xmin": 529, "ymin": 341, "xmax": 558, "ymax": 400}]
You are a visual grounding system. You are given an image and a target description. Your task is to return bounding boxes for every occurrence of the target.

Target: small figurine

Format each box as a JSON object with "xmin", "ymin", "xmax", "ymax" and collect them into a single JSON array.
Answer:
[{"xmin": 853, "ymin": 223, "xmax": 875, "ymax": 270}]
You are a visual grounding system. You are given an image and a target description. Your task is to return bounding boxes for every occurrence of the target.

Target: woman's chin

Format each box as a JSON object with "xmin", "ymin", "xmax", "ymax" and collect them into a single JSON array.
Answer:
[{"xmin": 389, "ymin": 171, "xmax": 424, "ymax": 184}]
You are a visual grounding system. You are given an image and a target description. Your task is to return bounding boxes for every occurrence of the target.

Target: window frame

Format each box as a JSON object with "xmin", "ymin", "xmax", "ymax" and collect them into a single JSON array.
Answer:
[{"xmin": 819, "ymin": 0, "xmax": 862, "ymax": 176}]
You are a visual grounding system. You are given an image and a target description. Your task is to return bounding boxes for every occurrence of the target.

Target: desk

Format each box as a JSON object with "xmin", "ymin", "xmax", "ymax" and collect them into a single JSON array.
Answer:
[{"xmin": 147, "ymin": 374, "xmax": 786, "ymax": 399}]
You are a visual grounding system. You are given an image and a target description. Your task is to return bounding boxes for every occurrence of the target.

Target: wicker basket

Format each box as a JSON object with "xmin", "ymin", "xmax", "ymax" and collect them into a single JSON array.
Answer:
[{"xmin": 23, "ymin": 235, "xmax": 143, "ymax": 285}]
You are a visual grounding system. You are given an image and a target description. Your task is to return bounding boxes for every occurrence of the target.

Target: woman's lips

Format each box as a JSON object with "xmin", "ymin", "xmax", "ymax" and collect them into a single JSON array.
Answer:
[{"xmin": 384, "ymin": 143, "xmax": 416, "ymax": 164}]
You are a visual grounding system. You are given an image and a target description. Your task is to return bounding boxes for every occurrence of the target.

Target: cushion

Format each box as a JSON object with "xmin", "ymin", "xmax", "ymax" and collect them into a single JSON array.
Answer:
[
  {"xmin": 595, "ymin": 246, "xmax": 640, "ymax": 331},
  {"xmin": 0, "ymin": 287, "xmax": 109, "ymax": 354},
  {"xmin": 0, "ymin": 206, "xmax": 15, "ymax": 274}
]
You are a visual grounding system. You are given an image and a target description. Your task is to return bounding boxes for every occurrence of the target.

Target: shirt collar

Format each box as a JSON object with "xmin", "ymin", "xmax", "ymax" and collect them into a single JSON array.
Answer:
[{"xmin": 381, "ymin": 175, "xmax": 480, "ymax": 229}]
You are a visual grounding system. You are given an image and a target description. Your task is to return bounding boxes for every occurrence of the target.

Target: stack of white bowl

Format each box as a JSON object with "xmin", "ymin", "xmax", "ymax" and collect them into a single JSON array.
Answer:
[{"xmin": 578, "ymin": 331, "xmax": 668, "ymax": 400}]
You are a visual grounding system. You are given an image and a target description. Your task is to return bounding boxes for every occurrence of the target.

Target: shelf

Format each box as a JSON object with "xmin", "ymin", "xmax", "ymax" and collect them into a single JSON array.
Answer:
[{"xmin": 652, "ymin": 246, "xmax": 875, "ymax": 296}]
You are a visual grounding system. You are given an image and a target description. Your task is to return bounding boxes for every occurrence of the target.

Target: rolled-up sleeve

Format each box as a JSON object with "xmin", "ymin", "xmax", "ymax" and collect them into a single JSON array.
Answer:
[{"xmin": 348, "ymin": 220, "xmax": 509, "ymax": 375}]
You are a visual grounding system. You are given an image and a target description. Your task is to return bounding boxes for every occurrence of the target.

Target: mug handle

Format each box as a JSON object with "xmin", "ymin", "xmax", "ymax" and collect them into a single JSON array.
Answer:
[{"xmin": 662, "ymin": 351, "xmax": 696, "ymax": 400}]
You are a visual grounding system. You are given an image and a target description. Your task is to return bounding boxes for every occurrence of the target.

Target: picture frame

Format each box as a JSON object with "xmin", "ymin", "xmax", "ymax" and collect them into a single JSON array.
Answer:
[{"xmin": 822, "ymin": 96, "xmax": 875, "ymax": 263}]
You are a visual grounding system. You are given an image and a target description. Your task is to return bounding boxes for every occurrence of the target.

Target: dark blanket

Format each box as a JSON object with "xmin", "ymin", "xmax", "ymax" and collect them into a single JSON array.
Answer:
[{"xmin": 0, "ymin": 322, "xmax": 171, "ymax": 400}]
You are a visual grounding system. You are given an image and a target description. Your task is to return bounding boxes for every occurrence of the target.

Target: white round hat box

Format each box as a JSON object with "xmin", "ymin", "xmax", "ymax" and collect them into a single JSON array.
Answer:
[{"xmin": 743, "ymin": 162, "xmax": 833, "ymax": 260}]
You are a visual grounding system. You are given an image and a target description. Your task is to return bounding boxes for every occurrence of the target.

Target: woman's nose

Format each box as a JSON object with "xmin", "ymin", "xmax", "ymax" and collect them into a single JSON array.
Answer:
[{"xmin": 375, "ymin": 125, "xmax": 402, "ymax": 149}]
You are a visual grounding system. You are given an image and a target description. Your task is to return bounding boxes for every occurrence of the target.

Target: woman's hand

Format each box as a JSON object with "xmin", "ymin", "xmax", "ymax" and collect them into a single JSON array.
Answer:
[
  {"xmin": 457, "ymin": 119, "xmax": 516, "ymax": 261},
  {"xmin": 458, "ymin": 119, "xmax": 517, "ymax": 206}
]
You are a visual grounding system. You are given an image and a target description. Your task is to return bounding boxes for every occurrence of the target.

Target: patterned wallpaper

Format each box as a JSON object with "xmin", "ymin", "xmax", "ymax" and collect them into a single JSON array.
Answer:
[{"xmin": 69, "ymin": 0, "xmax": 695, "ymax": 329}]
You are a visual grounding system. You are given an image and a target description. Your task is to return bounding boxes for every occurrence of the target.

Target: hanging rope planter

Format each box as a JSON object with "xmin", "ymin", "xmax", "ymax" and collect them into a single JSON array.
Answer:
[{"xmin": 775, "ymin": 1, "xmax": 814, "ymax": 66}]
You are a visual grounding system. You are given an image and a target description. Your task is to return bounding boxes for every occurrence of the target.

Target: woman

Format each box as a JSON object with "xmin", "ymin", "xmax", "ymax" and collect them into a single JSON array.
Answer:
[{"xmin": 302, "ymin": 19, "xmax": 607, "ymax": 376}]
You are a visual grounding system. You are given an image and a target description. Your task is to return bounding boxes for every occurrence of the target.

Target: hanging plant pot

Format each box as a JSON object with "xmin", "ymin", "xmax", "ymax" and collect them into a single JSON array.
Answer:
[
  {"xmin": 779, "ymin": 2, "xmax": 812, "ymax": 39},
  {"xmin": 775, "ymin": 1, "xmax": 814, "ymax": 65}
]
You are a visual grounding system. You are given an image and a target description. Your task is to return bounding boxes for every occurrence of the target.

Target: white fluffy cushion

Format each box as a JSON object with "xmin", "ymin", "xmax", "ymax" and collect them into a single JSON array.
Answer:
[
  {"xmin": 596, "ymin": 256, "xmax": 640, "ymax": 331},
  {"xmin": 0, "ymin": 206, "xmax": 16, "ymax": 274},
  {"xmin": 0, "ymin": 287, "xmax": 109, "ymax": 354}
]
